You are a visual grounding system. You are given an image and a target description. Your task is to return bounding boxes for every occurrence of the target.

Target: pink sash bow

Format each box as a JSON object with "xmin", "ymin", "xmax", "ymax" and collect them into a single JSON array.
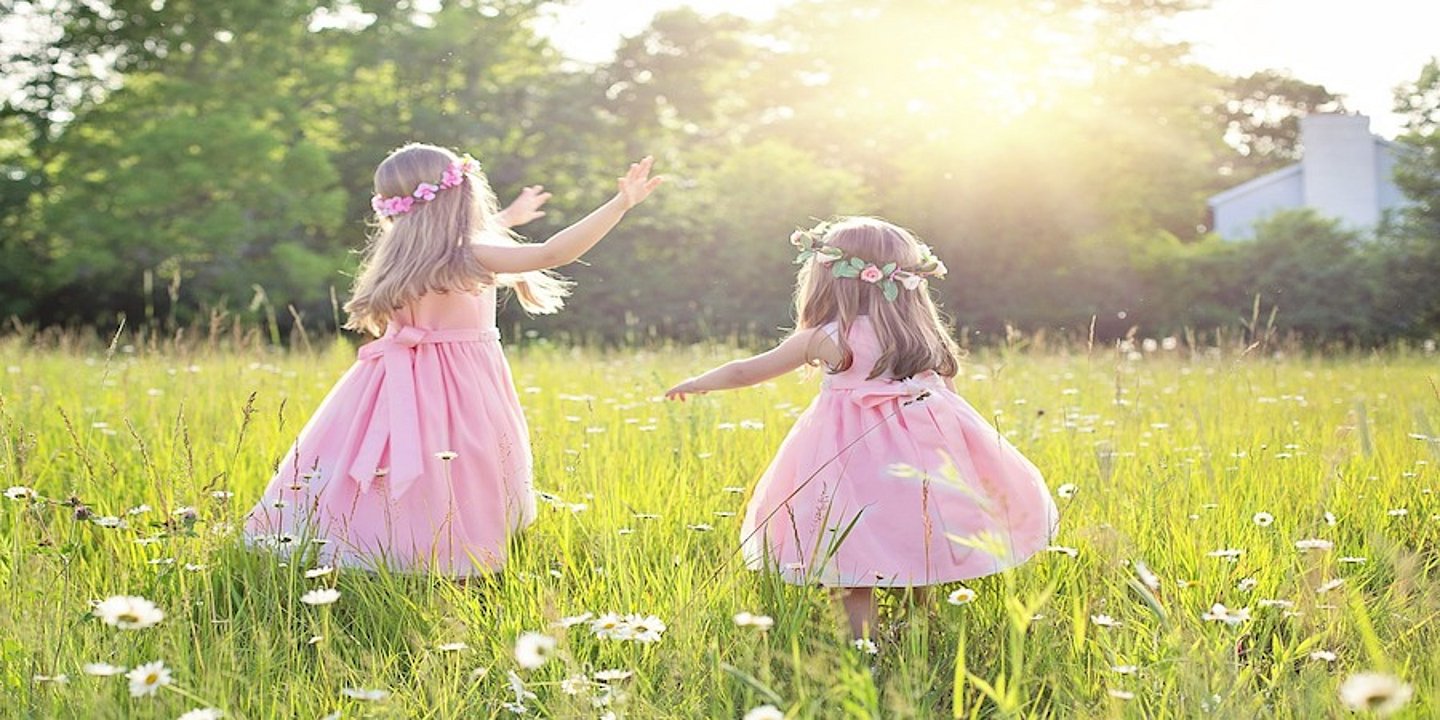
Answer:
[
  {"xmin": 827, "ymin": 370, "xmax": 946, "ymax": 409},
  {"xmin": 348, "ymin": 325, "xmax": 499, "ymax": 497}
]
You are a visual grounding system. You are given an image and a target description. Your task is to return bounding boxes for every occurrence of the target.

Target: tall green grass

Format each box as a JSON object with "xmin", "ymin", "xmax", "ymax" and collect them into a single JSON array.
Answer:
[{"xmin": 1, "ymin": 335, "xmax": 1436, "ymax": 718}]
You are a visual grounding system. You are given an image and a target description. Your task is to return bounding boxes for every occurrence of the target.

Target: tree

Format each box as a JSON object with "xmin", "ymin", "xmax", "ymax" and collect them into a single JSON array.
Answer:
[{"xmin": 1212, "ymin": 70, "xmax": 1344, "ymax": 180}]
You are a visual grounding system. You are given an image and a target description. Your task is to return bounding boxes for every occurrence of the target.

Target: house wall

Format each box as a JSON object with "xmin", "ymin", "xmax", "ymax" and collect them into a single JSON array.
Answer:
[
  {"xmin": 1301, "ymin": 114, "xmax": 1380, "ymax": 229},
  {"xmin": 1211, "ymin": 170, "xmax": 1304, "ymax": 239}
]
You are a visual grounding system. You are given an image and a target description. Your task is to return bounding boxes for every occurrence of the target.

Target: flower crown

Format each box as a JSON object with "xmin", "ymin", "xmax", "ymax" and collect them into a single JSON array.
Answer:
[
  {"xmin": 370, "ymin": 154, "xmax": 482, "ymax": 218},
  {"xmin": 790, "ymin": 221, "xmax": 948, "ymax": 302}
]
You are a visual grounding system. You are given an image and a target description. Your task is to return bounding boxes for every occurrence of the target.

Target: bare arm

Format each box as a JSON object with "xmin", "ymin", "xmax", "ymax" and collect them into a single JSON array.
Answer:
[
  {"xmin": 472, "ymin": 157, "xmax": 663, "ymax": 273},
  {"xmin": 665, "ymin": 329, "xmax": 837, "ymax": 401}
]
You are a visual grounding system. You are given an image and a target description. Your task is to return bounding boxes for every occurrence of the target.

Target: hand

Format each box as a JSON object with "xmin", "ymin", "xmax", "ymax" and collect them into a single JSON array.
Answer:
[
  {"xmin": 497, "ymin": 185, "xmax": 551, "ymax": 228},
  {"xmin": 615, "ymin": 156, "xmax": 663, "ymax": 210},
  {"xmin": 665, "ymin": 378, "xmax": 706, "ymax": 402}
]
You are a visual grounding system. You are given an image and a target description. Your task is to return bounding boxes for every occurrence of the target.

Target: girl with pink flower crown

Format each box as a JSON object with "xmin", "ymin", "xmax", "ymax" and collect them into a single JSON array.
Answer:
[
  {"xmin": 245, "ymin": 143, "xmax": 662, "ymax": 575},
  {"xmin": 666, "ymin": 217, "xmax": 1057, "ymax": 637}
]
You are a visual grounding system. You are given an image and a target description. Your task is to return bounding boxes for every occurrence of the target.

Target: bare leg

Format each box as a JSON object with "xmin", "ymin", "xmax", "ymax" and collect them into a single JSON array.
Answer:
[{"xmin": 840, "ymin": 587, "xmax": 878, "ymax": 638}]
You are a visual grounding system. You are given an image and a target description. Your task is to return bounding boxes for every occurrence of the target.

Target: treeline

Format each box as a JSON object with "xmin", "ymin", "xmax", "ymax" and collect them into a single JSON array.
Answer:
[{"xmin": 2, "ymin": 0, "xmax": 1437, "ymax": 344}]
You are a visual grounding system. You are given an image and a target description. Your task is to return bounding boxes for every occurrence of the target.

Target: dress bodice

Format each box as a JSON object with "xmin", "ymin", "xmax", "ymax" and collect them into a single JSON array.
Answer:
[{"xmin": 388, "ymin": 286, "xmax": 497, "ymax": 332}]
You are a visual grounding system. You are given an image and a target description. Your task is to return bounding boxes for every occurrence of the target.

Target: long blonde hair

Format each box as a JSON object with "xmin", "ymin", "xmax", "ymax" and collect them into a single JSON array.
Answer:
[
  {"xmin": 795, "ymin": 217, "xmax": 961, "ymax": 379},
  {"xmin": 343, "ymin": 143, "xmax": 570, "ymax": 336}
]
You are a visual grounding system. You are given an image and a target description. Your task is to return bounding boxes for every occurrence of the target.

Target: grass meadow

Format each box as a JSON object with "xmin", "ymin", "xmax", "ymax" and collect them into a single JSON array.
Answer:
[{"xmin": 2, "ymin": 331, "xmax": 1438, "ymax": 718}]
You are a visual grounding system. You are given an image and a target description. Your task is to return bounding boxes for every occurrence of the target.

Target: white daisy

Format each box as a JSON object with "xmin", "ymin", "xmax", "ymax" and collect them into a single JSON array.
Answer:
[
  {"xmin": 435, "ymin": 642, "xmax": 468, "ymax": 652},
  {"xmin": 33, "ymin": 673, "xmax": 68, "ymax": 684},
  {"xmin": 1110, "ymin": 664, "xmax": 1139, "ymax": 675},
  {"xmin": 1237, "ymin": 577, "xmax": 1258, "ymax": 592},
  {"xmin": 589, "ymin": 613, "xmax": 629, "ymax": 640},
  {"xmin": 304, "ymin": 566, "xmax": 334, "ymax": 579},
  {"xmin": 1295, "ymin": 538, "xmax": 1334, "ymax": 551},
  {"xmin": 177, "ymin": 709, "xmax": 224, "ymax": 720},
  {"xmin": 1252, "ymin": 512, "xmax": 1274, "ymax": 526},
  {"xmin": 559, "ymin": 674, "xmax": 588, "ymax": 695},
  {"xmin": 126, "ymin": 661, "xmax": 172, "ymax": 698},
  {"xmin": 743, "ymin": 705, "xmax": 786, "ymax": 720},
  {"xmin": 852, "ymin": 638, "xmax": 878, "ymax": 654},
  {"xmin": 82, "ymin": 662, "xmax": 127, "ymax": 676},
  {"xmin": 1317, "ymin": 578, "xmax": 1345, "ymax": 594},
  {"xmin": 514, "ymin": 632, "xmax": 556, "ymax": 669},
  {"xmin": 1309, "ymin": 650, "xmax": 1337, "ymax": 662},
  {"xmin": 1133, "ymin": 561, "xmax": 1161, "ymax": 592},
  {"xmin": 1201, "ymin": 603, "xmax": 1252, "ymax": 626},
  {"xmin": 1338, "ymin": 556, "xmax": 1368, "ymax": 564},
  {"xmin": 733, "ymin": 611, "xmax": 775, "ymax": 630},
  {"xmin": 1045, "ymin": 545, "xmax": 1079, "ymax": 558},
  {"xmin": 625, "ymin": 614, "xmax": 666, "ymax": 643},
  {"xmin": 300, "ymin": 588, "xmax": 341, "ymax": 606},
  {"xmin": 1056, "ymin": 483, "xmax": 1078, "ymax": 499},
  {"xmin": 1206, "ymin": 548, "xmax": 1243, "ymax": 560},
  {"xmin": 341, "ymin": 687, "xmax": 390, "ymax": 701},
  {"xmin": 1338, "ymin": 673, "xmax": 1413, "ymax": 716},
  {"xmin": 593, "ymin": 669, "xmax": 633, "ymax": 683},
  {"xmin": 1387, "ymin": 508, "xmax": 1408, "ymax": 517},
  {"xmin": 94, "ymin": 595, "xmax": 165, "ymax": 630},
  {"xmin": 551, "ymin": 612, "xmax": 594, "ymax": 629},
  {"xmin": 946, "ymin": 587, "xmax": 978, "ymax": 605},
  {"xmin": 1107, "ymin": 688, "xmax": 1135, "ymax": 700},
  {"xmin": 1090, "ymin": 614, "xmax": 1121, "ymax": 628},
  {"xmin": 4, "ymin": 485, "xmax": 34, "ymax": 500},
  {"xmin": 1324, "ymin": 511, "xmax": 1337, "ymax": 526}
]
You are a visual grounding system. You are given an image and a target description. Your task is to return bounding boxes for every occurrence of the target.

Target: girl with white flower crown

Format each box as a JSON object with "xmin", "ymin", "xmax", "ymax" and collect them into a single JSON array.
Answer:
[
  {"xmin": 245, "ymin": 143, "xmax": 662, "ymax": 575},
  {"xmin": 666, "ymin": 217, "xmax": 1057, "ymax": 637}
]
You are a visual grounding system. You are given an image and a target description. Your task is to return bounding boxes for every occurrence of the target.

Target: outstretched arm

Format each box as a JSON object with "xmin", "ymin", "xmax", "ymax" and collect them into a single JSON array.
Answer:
[
  {"xmin": 666, "ymin": 329, "xmax": 830, "ymax": 401},
  {"xmin": 472, "ymin": 156, "xmax": 663, "ymax": 273}
]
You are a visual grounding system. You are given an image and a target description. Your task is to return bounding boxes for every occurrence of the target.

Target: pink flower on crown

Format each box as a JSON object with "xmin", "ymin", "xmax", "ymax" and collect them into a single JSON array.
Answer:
[
  {"xmin": 859, "ymin": 265, "xmax": 884, "ymax": 283},
  {"xmin": 413, "ymin": 183, "xmax": 439, "ymax": 201},
  {"xmin": 441, "ymin": 165, "xmax": 464, "ymax": 189},
  {"xmin": 371, "ymin": 194, "xmax": 388, "ymax": 214}
]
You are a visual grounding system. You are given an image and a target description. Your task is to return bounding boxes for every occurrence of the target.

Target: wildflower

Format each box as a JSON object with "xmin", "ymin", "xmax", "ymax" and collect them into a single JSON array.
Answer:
[
  {"xmin": 1309, "ymin": 650, "xmax": 1337, "ymax": 662},
  {"xmin": 304, "ymin": 566, "xmax": 334, "ymax": 579},
  {"xmin": 560, "ymin": 674, "xmax": 588, "ymax": 695},
  {"xmin": 947, "ymin": 587, "xmax": 978, "ymax": 605},
  {"xmin": 744, "ymin": 705, "xmax": 786, "ymax": 720},
  {"xmin": 5, "ymin": 485, "xmax": 35, "ymax": 500},
  {"xmin": 734, "ymin": 611, "xmax": 776, "ymax": 630},
  {"xmin": 686, "ymin": 523, "xmax": 714, "ymax": 532},
  {"xmin": 177, "ymin": 709, "xmax": 224, "ymax": 720},
  {"xmin": 1201, "ymin": 603, "xmax": 1252, "ymax": 626},
  {"xmin": 1046, "ymin": 545, "xmax": 1079, "ymax": 558},
  {"xmin": 1091, "ymin": 614, "xmax": 1121, "ymax": 628},
  {"xmin": 126, "ymin": 661, "xmax": 172, "ymax": 698},
  {"xmin": 593, "ymin": 669, "xmax": 633, "ymax": 683},
  {"xmin": 1324, "ymin": 511, "xmax": 1337, "ymax": 525},
  {"xmin": 1133, "ymin": 561, "xmax": 1161, "ymax": 591},
  {"xmin": 552, "ymin": 612, "xmax": 594, "ymax": 629},
  {"xmin": 1110, "ymin": 665, "xmax": 1138, "ymax": 674},
  {"xmin": 33, "ymin": 673, "xmax": 68, "ymax": 684},
  {"xmin": 852, "ymin": 638, "xmax": 878, "ymax": 654},
  {"xmin": 341, "ymin": 687, "xmax": 390, "ymax": 701},
  {"xmin": 1295, "ymin": 538, "xmax": 1334, "ymax": 551},
  {"xmin": 1057, "ymin": 483, "xmax": 1078, "ymax": 499},
  {"xmin": 1107, "ymin": 689, "xmax": 1135, "ymax": 700},
  {"xmin": 94, "ymin": 595, "xmax": 164, "ymax": 630},
  {"xmin": 436, "ymin": 642, "xmax": 468, "ymax": 652},
  {"xmin": 1317, "ymin": 578, "xmax": 1345, "ymax": 594},
  {"xmin": 625, "ymin": 614, "xmax": 666, "ymax": 643},
  {"xmin": 1252, "ymin": 512, "xmax": 1274, "ymax": 526},
  {"xmin": 1338, "ymin": 556, "xmax": 1367, "ymax": 564},
  {"xmin": 1206, "ymin": 548, "xmax": 1243, "ymax": 560},
  {"xmin": 83, "ymin": 662, "xmax": 127, "ymax": 676},
  {"xmin": 590, "ymin": 613, "xmax": 629, "ymax": 640},
  {"xmin": 514, "ymin": 632, "xmax": 556, "ymax": 669},
  {"xmin": 1237, "ymin": 577, "xmax": 1258, "ymax": 592},
  {"xmin": 300, "ymin": 588, "xmax": 341, "ymax": 606},
  {"xmin": 1338, "ymin": 673, "xmax": 1413, "ymax": 716},
  {"xmin": 1387, "ymin": 508, "xmax": 1407, "ymax": 517}
]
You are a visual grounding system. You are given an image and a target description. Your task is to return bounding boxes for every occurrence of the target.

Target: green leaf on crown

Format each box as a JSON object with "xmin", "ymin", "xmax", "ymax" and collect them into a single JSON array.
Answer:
[{"xmin": 882, "ymin": 280, "xmax": 899, "ymax": 302}]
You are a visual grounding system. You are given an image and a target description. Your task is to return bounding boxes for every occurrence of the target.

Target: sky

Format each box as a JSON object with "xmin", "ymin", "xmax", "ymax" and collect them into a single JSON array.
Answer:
[{"xmin": 538, "ymin": 0, "xmax": 1440, "ymax": 139}]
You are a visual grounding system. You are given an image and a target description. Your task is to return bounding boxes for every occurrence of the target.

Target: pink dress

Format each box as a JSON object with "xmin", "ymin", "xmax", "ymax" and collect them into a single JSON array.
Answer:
[
  {"xmin": 740, "ymin": 318, "xmax": 1058, "ymax": 587},
  {"xmin": 244, "ymin": 287, "xmax": 535, "ymax": 576}
]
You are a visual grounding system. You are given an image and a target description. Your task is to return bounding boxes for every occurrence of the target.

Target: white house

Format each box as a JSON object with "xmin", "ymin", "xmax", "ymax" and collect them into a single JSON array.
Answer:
[{"xmin": 1207, "ymin": 113, "xmax": 1408, "ymax": 239}]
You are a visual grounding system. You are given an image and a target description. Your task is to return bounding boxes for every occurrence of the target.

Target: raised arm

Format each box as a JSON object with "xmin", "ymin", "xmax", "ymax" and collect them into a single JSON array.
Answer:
[
  {"xmin": 666, "ymin": 329, "xmax": 835, "ymax": 401},
  {"xmin": 472, "ymin": 157, "xmax": 662, "ymax": 274}
]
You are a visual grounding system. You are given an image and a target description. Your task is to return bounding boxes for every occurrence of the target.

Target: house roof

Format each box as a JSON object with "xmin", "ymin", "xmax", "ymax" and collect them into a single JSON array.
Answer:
[{"xmin": 1207, "ymin": 163, "xmax": 1301, "ymax": 207}]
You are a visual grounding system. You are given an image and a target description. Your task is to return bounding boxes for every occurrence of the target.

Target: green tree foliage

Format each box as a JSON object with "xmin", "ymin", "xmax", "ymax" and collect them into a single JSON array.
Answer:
[{"xmin": 2, "ymin": 1, "xmax": 1437, "ymax": 343}]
